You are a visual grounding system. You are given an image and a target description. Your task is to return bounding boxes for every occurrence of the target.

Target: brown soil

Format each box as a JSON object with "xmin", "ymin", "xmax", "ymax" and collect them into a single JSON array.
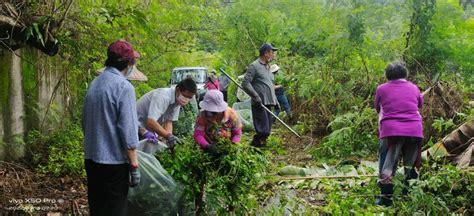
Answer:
[
  {"xmin": 0, "ymin": 162, "xmax": 88, "ymax": 215},
  {"xmin": 275, "ymin": 127, "xmax": 319, "ymax": 167}
]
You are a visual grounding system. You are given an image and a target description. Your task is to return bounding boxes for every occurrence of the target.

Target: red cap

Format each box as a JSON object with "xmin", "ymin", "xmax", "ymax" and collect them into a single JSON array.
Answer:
[{"xmin": 107, "ymin": 40, "xmax": 140, "ymax": 60}]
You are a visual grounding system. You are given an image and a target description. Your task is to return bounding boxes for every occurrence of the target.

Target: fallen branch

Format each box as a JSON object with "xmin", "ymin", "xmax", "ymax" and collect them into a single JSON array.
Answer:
[
  {"xmin": 0, "ymin": 14, "xmax": 23, "ymax": 27},
  {"xmin": 278, "ymin": 174, "xmax": 378, "ymax": 181},
  {"xmin": 0, "ymin": 161, "xmax": 30, "ymax": 172}
]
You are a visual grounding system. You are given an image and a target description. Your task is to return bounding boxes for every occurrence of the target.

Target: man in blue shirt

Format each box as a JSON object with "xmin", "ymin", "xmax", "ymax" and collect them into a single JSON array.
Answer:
[{"xmin": 82, "ymin": 40, "xmax": 140, "ymax": 216}]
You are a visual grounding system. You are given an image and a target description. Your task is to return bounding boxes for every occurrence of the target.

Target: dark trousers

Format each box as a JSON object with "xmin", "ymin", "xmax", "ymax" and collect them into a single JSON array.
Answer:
[
  {"xmin": 251, "ymin": 104, "xmax": 274, "ymax": 146},
  {"xmin": 85, "ymin": 159, "xmax": 129, "ymax": 216},
  {"xmin": 378, "ymin": 136, "xmax": 422, "ymax": 185},
  {"xmin": 222, "ymin": 90, "xmax": 228, "ymax": 102}
]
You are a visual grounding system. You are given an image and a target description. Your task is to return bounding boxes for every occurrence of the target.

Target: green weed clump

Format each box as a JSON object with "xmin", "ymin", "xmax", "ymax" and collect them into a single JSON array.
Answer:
[
  {"xmin": 319, "ymin": 178, "xmax": 390, "ymax": 214},
  {"xmin": 157, "ymin": 138, "xmax": 268, "ymax": 215},
  {"xmin": 318, "ymin": 161, "xmax": 473, "ymax": 215},
  {"xmin": 26, "ymin": 123, "xmax": 85, "ymax": 177},
  {"xmin": 396, "ymin": 162, "xmax": 474, "ymax": 215},
  {"xmin": 173, "ymin": 103, "xmax": 198, "ymax": 137},
  {"xmin": 311, "ymin": 107, "xmax": 378, "ymax": 161}
]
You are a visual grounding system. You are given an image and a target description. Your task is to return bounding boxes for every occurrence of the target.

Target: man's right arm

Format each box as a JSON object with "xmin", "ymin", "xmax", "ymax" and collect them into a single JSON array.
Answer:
[
  {"xmin": 145, "ymin": 93, "xmax": 172, "ymax": 138},
  {"xmin": 146, "ymin": 118, "xmax": 171, "ymax": 138},
  {"xmin": 241, "ymin": 65, "xmax": 260, "ymax": 100}
]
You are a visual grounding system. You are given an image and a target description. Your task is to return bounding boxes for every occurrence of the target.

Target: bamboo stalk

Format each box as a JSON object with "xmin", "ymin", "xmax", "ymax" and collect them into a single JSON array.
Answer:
[{"xmin": 278, "ymin": 174, "xmax": 378, "ymax": 180}]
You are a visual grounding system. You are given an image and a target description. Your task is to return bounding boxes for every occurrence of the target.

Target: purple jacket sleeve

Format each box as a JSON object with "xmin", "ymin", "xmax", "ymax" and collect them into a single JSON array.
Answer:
[
  {"xmin": 231, "ymin": 128, "xmax": 242, "ymax": 144},
  {"xmin": 193, "ymin": 129, "xmax": 209, "ymax": 149}
]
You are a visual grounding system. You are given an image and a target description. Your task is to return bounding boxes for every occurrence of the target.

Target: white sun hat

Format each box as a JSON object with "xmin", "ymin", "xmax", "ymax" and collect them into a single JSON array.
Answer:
[
  {"xmin": 270, "ymin": 64, "xmax": 280, "ymax": 73},
  {"xmin": 199, "ymin": 90, "xmax": 228, "ymax": 112}
]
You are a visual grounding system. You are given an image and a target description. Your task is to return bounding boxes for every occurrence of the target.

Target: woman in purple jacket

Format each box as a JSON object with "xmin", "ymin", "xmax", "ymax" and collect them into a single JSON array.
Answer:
[{"xmin": 374, "ymin": 61, "xmax": 423, "ymax": 206}]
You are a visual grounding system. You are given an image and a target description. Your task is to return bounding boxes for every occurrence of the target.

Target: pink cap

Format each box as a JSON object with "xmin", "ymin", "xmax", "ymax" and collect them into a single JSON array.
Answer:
[{"xmin": 107, "ymin": 40, "xmax": 140, "ymax": 60}]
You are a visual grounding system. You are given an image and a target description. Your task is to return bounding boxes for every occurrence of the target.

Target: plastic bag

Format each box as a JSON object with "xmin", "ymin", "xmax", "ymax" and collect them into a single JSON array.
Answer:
[
  {"xmin": 232, "ymin": 99, "xmax": 254, "ymax": 131},
  {"xmin": 232, "ymin": 99, "xmax": 251, "ymax": 111},
  {"xmin": 232, "ymin": 99, "xmax": 253, "ymax": 131},
  {"xmin": 128, "ymin": 149, "xmax": 181, "ymax": 215},
  {"xmin": 236, "ymin": 86, "xmax": 251, "ymax": 102},
  {"xmin": 236, "ymin": 109, "xmax": 253, "ymax": 131}
]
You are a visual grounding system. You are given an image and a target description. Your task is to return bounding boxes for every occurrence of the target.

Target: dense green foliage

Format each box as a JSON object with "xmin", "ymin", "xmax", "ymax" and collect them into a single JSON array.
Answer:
[
  {"xmin": 397, "ymin": 162, "xmax": 473, "ymax": 214},
  {"xmin": 157, "ymin": 138, "xmax": 267, "ymax": 214},
  {"xmin": 52, "ymin": 0, "xmax": 474, "ymax": 138},
  {"xmin": 25, "ymin": 123, "xmax": 84, "ymax": 177},
  {"xmin": 311, "ymin": 107, "xmax": 378, "ymax": 160},
  {"xmin": 313, "ymin": 160, "xmax": 473, "ymax": 214}
]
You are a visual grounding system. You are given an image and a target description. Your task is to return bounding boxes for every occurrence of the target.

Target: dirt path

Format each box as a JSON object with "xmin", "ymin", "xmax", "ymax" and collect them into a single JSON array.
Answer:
[
  {"xmin": 275, "ymin": 128, "xmax": 319, "ymax": 167},
  {"xmin": 252, "ymin": 127, "xmax": 326, "ymax": 213}
]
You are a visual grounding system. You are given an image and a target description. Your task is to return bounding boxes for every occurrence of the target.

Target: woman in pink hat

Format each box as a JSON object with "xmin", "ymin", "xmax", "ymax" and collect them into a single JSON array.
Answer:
[{"xmin": 193, "ymin": 90, "xmax": 242, "ymax": 155}]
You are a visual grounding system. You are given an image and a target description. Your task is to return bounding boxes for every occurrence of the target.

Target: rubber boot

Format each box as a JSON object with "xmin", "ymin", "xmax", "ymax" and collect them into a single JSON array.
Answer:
[
  {"xmin": 251, "ymin": 135, "xmax": 268, "ymax": 147},
  {"xmin": 260, "ymin": 138, "xmax": 267, "ymax": 147},
  {"xmin": 375, "ymin": 183, "xmax": 393, "ymax": 206},
  {"xmin": 402, "ymin": 168, "xmax": 419, "ymax": 195},
  {"xmin": 251, "ymin": 138, "xmax": 262, "ymax": 147}
]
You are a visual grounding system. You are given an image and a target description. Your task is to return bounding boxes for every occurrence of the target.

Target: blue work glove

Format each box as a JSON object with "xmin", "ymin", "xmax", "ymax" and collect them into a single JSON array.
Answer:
[
  {"xmin": 167, "ymin": 134, "xmax": 182, "ymax": 149},
  {"xmin": 143, "ymin": 130, "xmax": 158, "ymax": 144},
  {"xmin": 129, "ymin": 166, "xmax": 140, "ymax": 187}
]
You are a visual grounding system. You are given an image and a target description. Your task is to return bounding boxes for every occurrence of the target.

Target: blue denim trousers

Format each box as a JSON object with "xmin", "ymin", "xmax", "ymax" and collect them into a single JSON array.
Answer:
[{"xmin": 275, "ymin": 94, "xmax": 292, "ymax": 116}]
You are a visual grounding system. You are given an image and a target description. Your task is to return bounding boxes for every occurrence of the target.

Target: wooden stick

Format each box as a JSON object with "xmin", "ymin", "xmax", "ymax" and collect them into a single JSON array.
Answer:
[
  {"xmin": 421, "ymin": 86, "xmax": 432, "ymax": 96},
  {"xmin": 278, "ymin": 174, "xmax": 378, "ymax": 180}
]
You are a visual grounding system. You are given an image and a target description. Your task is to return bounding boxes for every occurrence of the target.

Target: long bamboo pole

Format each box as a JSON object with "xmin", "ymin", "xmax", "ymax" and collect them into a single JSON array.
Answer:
[
  {"xmin": 219, "ymin": 68, "xmax": 301, "ymax": 138},
  {"xmin": 278, "ymin": 174, "xmax": 378, "ymax": 180}
]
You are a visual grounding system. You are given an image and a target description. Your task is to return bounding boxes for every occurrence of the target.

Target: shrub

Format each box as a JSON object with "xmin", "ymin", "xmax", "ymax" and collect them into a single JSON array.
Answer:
[
  {"xmin": 318, "ymin": 161, "xmax": 473, "ymax": 215},
  {"xmin": 157, "ymin": 138, "xmax": 268, "ymax": 214},
  {"xmin": 134, "ymin": 82, "xmax": 154, "ymax": 99},
  {"xmin": 173, "ymin": 101, "xmax": 198, "ymax": 137},
  {"xmin": 26, "ymin": 123, "xmax": 85, "ymax": 177},
  {"xmin": 311, "ymin": 107, "xmax": 378, "ymax": 160},
  {"xmin": 396, "ymin": 162, "xmax": 474, "ymax": 214}
]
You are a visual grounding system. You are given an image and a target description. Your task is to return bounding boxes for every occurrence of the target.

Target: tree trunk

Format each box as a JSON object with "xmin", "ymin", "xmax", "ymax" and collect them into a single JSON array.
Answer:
[
  {"xmin": 6, "ymin": 49, "xmax": 25, "ymax": 161},
  {"xmin": 37, "ymin": 53, "xmax": 64, "ymax": 132},
  {"xmin": 0, "ymin": 50, "xmax": 9, "ymax": 161},
  {"xmin": 0, "ymin": 109, "xmax": 4, "ymax": 160}
]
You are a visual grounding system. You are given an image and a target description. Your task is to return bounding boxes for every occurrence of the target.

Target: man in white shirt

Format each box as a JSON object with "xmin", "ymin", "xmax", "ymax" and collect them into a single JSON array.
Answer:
[{"xmin": 136, "ymin": 78, "xmax": 197, "ymax": 148}]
